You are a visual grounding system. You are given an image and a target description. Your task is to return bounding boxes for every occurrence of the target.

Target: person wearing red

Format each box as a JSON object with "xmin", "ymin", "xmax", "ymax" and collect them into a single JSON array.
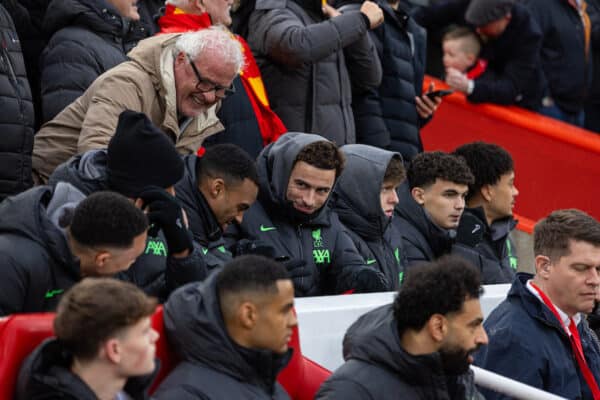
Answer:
[{"xmin": 158, "ymin": 0, "xmax": 287, "ymax": 158}]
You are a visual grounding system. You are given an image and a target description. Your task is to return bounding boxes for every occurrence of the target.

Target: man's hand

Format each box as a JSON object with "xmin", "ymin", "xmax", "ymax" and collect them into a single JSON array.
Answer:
[
  {"xmin": 416, "ymin": 82, "xmax": 441, "ymax": 119},
  {"xmin": 322, "ymin": 3, "xmax": 341, "ymax": 18},
  {"xmin": 138, "ymin": 186, "xmax": 193, "ymax": 258},
  {"xmin": 360, "ymin": 1, "xmax": 384, "ymax": 29},
  {"xmin": 445, "ymin": 67, "xmax": 472, "ymax": 94}
]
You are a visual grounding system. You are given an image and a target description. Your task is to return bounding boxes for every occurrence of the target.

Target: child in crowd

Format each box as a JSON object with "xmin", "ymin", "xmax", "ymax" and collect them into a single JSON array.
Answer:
[{"xmin": 442, "ymin": 26, "xmax": 487, "ymax": 80}]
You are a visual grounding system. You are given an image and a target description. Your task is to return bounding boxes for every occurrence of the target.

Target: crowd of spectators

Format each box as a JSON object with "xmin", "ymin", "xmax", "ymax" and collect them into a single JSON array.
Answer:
[{"xmin": 0, "ymin": 0, "xmax": 600, "ymax": 398}]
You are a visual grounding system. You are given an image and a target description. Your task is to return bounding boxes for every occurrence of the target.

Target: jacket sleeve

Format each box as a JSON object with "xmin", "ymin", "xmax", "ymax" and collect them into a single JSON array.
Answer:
[
  {"xmin": 164, "ymin": 243, "xmax": 212, "ymax": 295},
  {"xmin": 468, "ymin": 24, "xmax": 543, "ymax": 105},
  {"xmin": 249, "ymin": 8, "xmax": 370, "ymax": 67},
  {"xmin": 40, "ymin": 36, "xmax": 103, "ymax": 123},
  {"xmin": 474, "ymin": 326, "xmax": 543, "ymax": 400},
  {"xmin": 316, "ymin": 377, "xmax": 374, "ymax": 400},
  {"xmin": 0, "ymin": 254, "xmax": 28, "ymax": 316},
  {"xmin": 343, "ymin": 23, "xmax": 382, "ymax": 92},
  {"xmin": 77, "ymin": 72, "xmax": 145, "ymax": 153}
]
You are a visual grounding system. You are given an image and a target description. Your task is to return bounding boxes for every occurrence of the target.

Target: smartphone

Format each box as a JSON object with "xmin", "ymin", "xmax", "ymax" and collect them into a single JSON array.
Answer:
[{"xmin": 425, "ymin": 89, "xmax": 454, "ymax": 100}]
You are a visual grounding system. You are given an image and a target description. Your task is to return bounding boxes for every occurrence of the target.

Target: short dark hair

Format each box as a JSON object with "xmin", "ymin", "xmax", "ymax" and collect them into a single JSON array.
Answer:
[
  {"xmin": 383, "ymin": 155, "xmax": 406, "ymax": 185},
  {"xmin": 69, "ymin": 192, "xmax": 148, "ymax": 249},
  {"xmin": 54, "ymin": 278, "xmax": 157, "ymax": 360},
  {"xmin": 393, "ymin": 256, "xmax": 482, "ymax": 335},
  {"xmin": 295, "ymin": 141, "xmax": 345, "ymax": 178},
  {"xmin": 196, "ymin": 144, "xmax": 258, "ymax": 187},
  {"xmin": 534, "ymin": 209, "xmax": 600, "ymax": 260},
  {"xmin": 407, "ymin": 151, "xmax": 474, "ymax": 189},
  {"xmin": 443, "ymin": 26, "xmax": 481, "ymax": 56},
  {"xmin": 217, "ymin": 255, "xmax": 290, "ymax": 317},
  {"xmin": 453, "ymin": 142, "xmax": 514, "ymax": 201}
]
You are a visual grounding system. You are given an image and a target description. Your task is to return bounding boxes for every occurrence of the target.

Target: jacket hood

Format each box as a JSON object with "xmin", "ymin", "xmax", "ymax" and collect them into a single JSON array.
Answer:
[
  {"xmin": 48, "ymin": 150, "xmax": 110, "ymax": 195},
  {"xmin": 175, "ymin": 154, "xmax": 222, "ymax": 244},
  {"xmin": 395, "ymin": 182, "xmax": 455, "ymax": 256},
  {"xmin": 256, "ymin": 132, "xmax": 336, "ymax": 224},
  {"xmin": 0, "ymin": 184, "xmax": 84, "ymax": 274},
  {"xmin": 333, "ymin": 144, "xmax": 400, "ymax": 237},
  {"xmin": 16, "ymin": 338, "xmax": 158, "ymax": 400},
  {"xmin": 164, "ymin": 274, "xmax": 292, "ymax": 389},
  {"xmin": 343, "ymin": 304, "xmax": 447, "ymax": 384},
  {"xmin": 44, "ymin": 0, "xmax": 127, "ymax": 37}
]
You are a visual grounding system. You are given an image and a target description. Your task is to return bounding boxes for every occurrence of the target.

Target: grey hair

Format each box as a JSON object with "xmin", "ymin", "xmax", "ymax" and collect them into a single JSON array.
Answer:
[
  {"xmin": 173, "ymin": 26, "xmax": 245, "ymax": 73},
  {"xmin": 165, "ymin": 0, "xmax": 189, "ymax": 7}
]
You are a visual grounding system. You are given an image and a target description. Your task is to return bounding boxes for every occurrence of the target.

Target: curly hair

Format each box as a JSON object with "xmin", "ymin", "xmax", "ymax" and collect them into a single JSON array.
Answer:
[
  {"xmin": 393, "ymin": 256, "xmax": 482, "ymax": 335},
  {"xmin": 407, "ymin": 151, "xmax": 474, "ymax": 189},
  {"xmin": 453, "ymin": 141, "xmax": 513, "ymax": 201},
  {"xmin": 534, "ymin": 209, "xmax": 600, "ymax": 260},
  {"xmin": 295, "ymin": 141, "xmax": 345, "ymax": 178}
]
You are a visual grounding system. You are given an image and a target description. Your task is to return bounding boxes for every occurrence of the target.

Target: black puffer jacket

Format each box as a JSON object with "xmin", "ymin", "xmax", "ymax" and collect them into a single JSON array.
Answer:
[
  {"xmin": 338, "ymin": 0, "xmax": 427, "ymax": 161},
  {"xmin": 16, "ymin": 338, "xmax": 157, "ymax": 400},
  {"xmin": 228, "ymin": 132, "xmax": 388, "ymax": 296},
  {"xmin": 316, "ymin": 304, "xmax": 483, "ymax": 400},
  {"xmin": 0, "ymin": 4, "xmax": 34, "ymax": 201},
  {"xmin": 40, "ymin": 0, "xmax": 147, "ymax": 122},
  {"xmin": 392, "ymin": 182, "xmax": 455, "ymax": 267},
  {"xmin": 153, "ymin": 274, "xmax": 292, "ymax": 399},
  {"xmin": 452, "ymin": 207, "xmax": 517, "ymax": 284},
  {"xmin": 332, "ymin": 144, "xmax": 406, "ymax": 290}
]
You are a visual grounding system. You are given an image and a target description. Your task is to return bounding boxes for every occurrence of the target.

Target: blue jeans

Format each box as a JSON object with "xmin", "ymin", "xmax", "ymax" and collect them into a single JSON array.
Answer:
[{"xmin": 540, "ymin": 103, "xmax": 585, "ymax": 127}]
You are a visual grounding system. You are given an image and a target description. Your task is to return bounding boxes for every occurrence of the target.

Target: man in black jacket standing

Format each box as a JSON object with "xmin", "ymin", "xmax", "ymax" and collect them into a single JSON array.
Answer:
[
  {"xmin": 453, "ymin": 141, "xmax": 519, "ymax": 284},
  {"xmin": 316, "ymin": 256, "xmax": 488, "ymax": 399},
  {"xmin": 153, "ymin": 255, "xmax": 296, "ymax": 399},
  {"xmin": 445, "ymin": 0, "xmax": 544, "ymax": 110}
]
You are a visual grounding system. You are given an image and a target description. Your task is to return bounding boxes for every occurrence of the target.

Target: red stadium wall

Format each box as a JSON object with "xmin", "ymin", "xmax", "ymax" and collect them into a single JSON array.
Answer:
[{"xmin": 421, "ymin": 77, "xmax": 600, "ymax": 223}]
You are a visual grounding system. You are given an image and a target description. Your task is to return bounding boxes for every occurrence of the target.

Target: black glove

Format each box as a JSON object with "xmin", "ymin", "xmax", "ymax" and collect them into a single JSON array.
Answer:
[
  {"xmin": 283, "ymin": 259, "xmax": 316, "ymax": 296},
  {"xmin": 456, "ymin": 213, "xmax": 484, "ymax": 248},
  {"xmin": 138, "ymin": 186, "xmax": 193, "ymax": 254},
  {"xmin": 233, "ymin": 239, "xmax": 277, "ymax": 258},
  {"xmin": 353, "ymin": 268, "xmax": 389, "ymax": 293}
]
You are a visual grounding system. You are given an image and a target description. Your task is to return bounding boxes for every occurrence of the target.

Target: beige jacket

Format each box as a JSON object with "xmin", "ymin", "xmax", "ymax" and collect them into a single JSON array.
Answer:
[{"xmin": 32, "ymin": 33, "xmax": 224, "ymax": 182}]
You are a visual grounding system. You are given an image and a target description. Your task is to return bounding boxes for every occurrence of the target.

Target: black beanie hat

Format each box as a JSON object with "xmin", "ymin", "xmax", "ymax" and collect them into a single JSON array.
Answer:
[
  {"xmin": 465, "ymin": 0, "xmax": 515, "ymax": 27},
  {"xmin": 107, "ymin": 110, "xmax": 185, "ymax": 198}
]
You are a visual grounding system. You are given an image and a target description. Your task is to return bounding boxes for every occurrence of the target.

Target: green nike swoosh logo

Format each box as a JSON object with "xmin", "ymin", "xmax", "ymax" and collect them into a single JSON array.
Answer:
[
  {"xmin": 260, "ymin": 225, "xmax": 277, "ymax": 232},
  {"xmin": 45, "ymin": 289, "xmax": 64, "ymax": 299},
  {"xmin": 366, "ymin": 258, "xmax": 377, "ymax": 265}
]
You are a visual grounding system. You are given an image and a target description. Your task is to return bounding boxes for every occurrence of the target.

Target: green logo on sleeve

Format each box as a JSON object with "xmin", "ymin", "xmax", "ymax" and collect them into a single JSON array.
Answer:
[
  {"xmin": 260, "ymin": 225, "xmax": 277, "ymax": 232},
  {"xmin": 201, "ymin": 247, "xmax": 209, "ymax": 255},
  {"xmin": 45, "ymin": 289, "xmax": 64, "ymax": 299},
  {"xmin": 145, "ymin": 239, "xmax": 167, "ymax": 256},
  {"xmin": 366, "ymin": 258, "xmax": 377, "ymax": 265},
  {"xmin": 394, "ymin": 248, "xmax": 401, "ymax": 265}
]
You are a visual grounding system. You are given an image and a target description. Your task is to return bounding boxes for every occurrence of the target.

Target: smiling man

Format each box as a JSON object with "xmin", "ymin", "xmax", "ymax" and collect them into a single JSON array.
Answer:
[
  {"xmin": 453, "ymin": 141, "xmax": 519, "ymax": 284},
  {"xmin": 475, "ymin": 209, "xmax": 600, "ymax": 400},
  {"xmin": 153, "ymin": 255, "xmax": 296, "ymax": 399},
  {"xmin": 32, "ymin": 26, "xmax": 243, "ymax": 183},
  {"xmin": 317, "ymin": 256, "xmax": 488, "ymax": 399},
  {"xmin": 393, "ymin": 151, "xmax": 474, "ymax": 267},
  {"xmin": 228, "ymin": 132, "xmax": 389, "ymax": 296}
]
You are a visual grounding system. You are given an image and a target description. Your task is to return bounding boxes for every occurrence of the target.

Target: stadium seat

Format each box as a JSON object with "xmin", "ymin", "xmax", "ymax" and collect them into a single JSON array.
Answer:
[{"xmin": 0, "ymin": 308, "xmax": 330, "ymax": 399}]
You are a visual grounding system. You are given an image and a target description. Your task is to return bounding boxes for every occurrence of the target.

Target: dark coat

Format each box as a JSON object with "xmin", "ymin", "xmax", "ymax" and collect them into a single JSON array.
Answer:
[
  {"xmin": 316, "ymin": 304, "xmax": 483, "ymax": 400},
  {"xmin": 0, "ymin": 4, "xmax": 34, "ymax": 201},
  {"xmin": 247, "ymin": 0, "xmax": 382, "ymax": 144},
  {"xmin": 475, "ymin": 273, "xmax": 600, "ymax": 400},
  {"xmin": 452, "ymin": 207, "xmax": 517, "ymax": 284},
  {"xmin": 40, "ymin": 0, "xmax": 147, "ymax": 122},
  {"xmin": 332, "ymin": 144, "xmax": 407, "ymax": 290},
  {"xmin": 392, "ymin": 183, "xmax": 455, "ymax": 267},
  {"xmin": 524, "ymin": 0, "xmax": 593, "ymax": 114},
  {"xmin": 0, "ymin": 183, "xmax": 86, "ymax": 316},
  {"xmin": 584, "ymin": 0, "xmax": 600, "ymax": 132},
  {"xmin": 153, "ymin": 274, "xmax": 292, "ymax": 399},
  {"xmin": 468, "ymin": 4, "xmax": 544, "ymax": 110},
  {"xmin": 338, "ymin": 0, "xmax": 427, "ymax": 161},
  {"xmin": 47, "ymin": 150, "xmax": 214, "ymax": 301},
  {"xmin": 16, "ymin": 338, "xmax": 157, "ymax": 400},
  {"xmin": 228, "ymin": 132, "xmax": 388, "ymax": 296}
]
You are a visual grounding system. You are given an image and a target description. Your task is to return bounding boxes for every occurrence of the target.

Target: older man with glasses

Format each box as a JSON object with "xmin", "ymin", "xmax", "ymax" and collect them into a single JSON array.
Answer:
[{"xmin": 32, "ymin": 26, "xmax": 243, "ymax": 184}]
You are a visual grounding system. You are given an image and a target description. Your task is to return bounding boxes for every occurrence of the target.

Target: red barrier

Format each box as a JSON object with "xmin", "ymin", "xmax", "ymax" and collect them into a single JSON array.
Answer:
[{"xmin": 421, "ymin": 77, "xmax": 600, "ymax": 223}]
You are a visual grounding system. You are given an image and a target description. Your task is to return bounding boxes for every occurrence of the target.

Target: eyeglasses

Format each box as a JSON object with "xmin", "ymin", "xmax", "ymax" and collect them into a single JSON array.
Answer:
[{"xmin": 186, "ymin": 53, "xmax": 235, "ymax": 98}]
